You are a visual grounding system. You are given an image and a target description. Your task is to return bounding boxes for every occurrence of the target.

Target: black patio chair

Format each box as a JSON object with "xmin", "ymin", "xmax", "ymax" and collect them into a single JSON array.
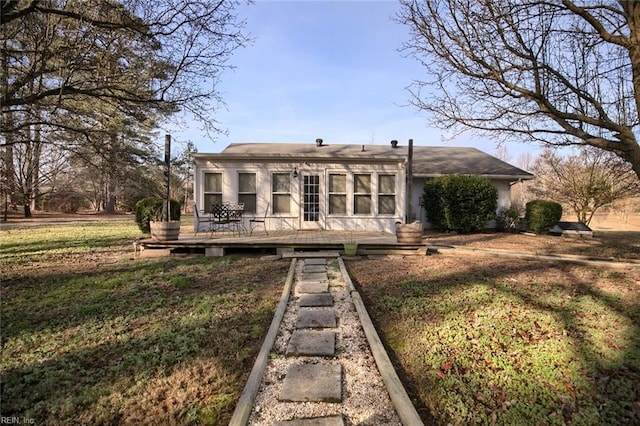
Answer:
[
  {"xmin": 249, "ymin": 202, "xmax": 269, "ymax": 236},
  {"xmin": 210, "ymin": 202, "xmax": 231, "ymax": 237},
  {"xmin": 193, "ymin": 202, "xmax": 215, "ymax": 236}
]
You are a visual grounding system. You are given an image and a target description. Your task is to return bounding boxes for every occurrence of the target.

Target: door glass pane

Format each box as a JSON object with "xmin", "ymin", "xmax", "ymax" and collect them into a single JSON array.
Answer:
[{"xmin": 303, "ymin": 175, "xmax": 320, "ymax": 221}]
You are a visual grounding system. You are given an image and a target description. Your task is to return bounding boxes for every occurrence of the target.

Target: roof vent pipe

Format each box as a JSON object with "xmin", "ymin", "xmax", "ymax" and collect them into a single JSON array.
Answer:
[
  {"xmin": 391, "ymin": 139, "xmax": 398, "ymax": 148},
  {"xmin": 315, "ymin": 138, "xmax": 323, "ymax": 147}
]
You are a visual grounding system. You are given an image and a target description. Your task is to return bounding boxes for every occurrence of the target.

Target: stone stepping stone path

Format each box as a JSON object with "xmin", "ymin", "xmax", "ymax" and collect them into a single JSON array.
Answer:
[
  {"xmin": 299, "ymin": 294, "xmax": 333, "ymax": 307},
  {"xmin": 246, "ymin": 257, "xmax": 404, "ymax": 425},
  {"xmin": 279, "ymin": 363, "xmax": 343, "ymax": 402},
  {"xmin": 273, "ymin": 415, "xmax": 345, "ymax": 426},
  {"xmin": 286, "ymin": 330, "xmax": 336, "ymax": 357},
  {"xmin": 296, "ymin": 308, "xmax": 336, "ymax": 329}
]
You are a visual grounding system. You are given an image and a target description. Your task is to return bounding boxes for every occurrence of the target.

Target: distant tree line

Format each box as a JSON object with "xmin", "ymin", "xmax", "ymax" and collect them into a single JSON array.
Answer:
[{"xmin": 1, "ymin": 0, "xmax": 248, "ymax": 218}]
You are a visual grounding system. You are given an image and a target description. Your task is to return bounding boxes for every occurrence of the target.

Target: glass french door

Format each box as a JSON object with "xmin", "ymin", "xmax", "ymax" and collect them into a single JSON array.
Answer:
[{"xmin": 301, "ymin": 174, "xmax": 322, "ymax": 229}]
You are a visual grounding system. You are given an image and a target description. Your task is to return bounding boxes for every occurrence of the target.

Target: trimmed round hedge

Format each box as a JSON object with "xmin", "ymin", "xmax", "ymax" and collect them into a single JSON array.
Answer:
[{"xmin": 525, "ymin": 199, "xmax": 562, "ymax": 234}]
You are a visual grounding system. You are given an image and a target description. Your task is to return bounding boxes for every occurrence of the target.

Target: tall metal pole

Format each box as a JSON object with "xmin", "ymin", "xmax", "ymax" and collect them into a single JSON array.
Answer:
[
  {"xmin": 406, "ymin": 138, "xmax": 414, "ymax": 223},
  {"xmin": 162, "ymin": 134, "xmax": 171, "ymax": 222}
]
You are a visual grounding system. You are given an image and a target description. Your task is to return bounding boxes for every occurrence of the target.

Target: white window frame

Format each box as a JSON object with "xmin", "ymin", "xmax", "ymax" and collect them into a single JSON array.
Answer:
[{"xmin": 272, "ymin": 172, "xmax": 291, "ymax": 214}]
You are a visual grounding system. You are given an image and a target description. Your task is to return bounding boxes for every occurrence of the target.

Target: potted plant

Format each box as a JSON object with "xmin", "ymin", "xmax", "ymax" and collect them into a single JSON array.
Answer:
[
  {"xmin": 149, "ymin": 204, "xmax": 181, "ymax": 241},
  {"xmin": 343, "ymin": 223, "xmax": 358, "ymax": 256},
  {"xmin": 139, "ymin": 134, "xmax": 181, "ymax": 241},
  {"xmin": 343, "ymin": 241, "xmax": 358, "ymax": 256},
  {"xmin": 134, "ymin": 197, "xmax": 181, "ymax": 241}
]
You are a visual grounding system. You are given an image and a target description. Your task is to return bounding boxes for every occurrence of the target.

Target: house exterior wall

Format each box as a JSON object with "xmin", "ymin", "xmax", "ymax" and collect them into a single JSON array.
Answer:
[{"xmin": 193, "ymin": 158, "xmax": 406, "ymax": 233}]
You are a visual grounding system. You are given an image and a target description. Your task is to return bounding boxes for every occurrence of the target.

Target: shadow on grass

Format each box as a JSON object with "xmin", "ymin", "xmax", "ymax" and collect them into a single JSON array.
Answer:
[
  {"xmin": 347, "ymin": 256, "xmax": 640, "ymax": 424},
  {"xmin": 0, "ymin": 234, "xmax": 137, "ymax": 258},
  {"xmin": 1, "ymin": 256, "xmax": 291, "ymax": 424}
]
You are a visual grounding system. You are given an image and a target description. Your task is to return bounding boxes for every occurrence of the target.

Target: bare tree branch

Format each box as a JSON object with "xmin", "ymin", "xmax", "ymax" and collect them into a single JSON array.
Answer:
[{"xmin": 398, "ymin": 0, "xmax": 640, "ymax": 179}]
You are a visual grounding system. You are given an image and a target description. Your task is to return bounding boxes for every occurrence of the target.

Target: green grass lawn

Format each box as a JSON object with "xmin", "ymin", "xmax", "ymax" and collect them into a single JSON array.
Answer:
[
  {"xmin": 347, "ymin": 253, "xmax": 640, "ymax": 425},
  {"xmin": 1, "ymin": 220, "xmax": 290, "ymax": 424}
]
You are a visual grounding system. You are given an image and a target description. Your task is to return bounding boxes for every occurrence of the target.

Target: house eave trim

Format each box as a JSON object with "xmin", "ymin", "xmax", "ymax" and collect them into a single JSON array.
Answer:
[
  {"xmin": 415, "ymin": 173, "xmax": 534, "ymax": 181},
  {"xmin": 193, "ymin": 153, "xmax": 405, "ymax": 165}
]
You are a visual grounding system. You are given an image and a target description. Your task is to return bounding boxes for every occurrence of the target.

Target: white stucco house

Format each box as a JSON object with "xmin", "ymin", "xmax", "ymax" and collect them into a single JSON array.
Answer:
[{"xmin": 192, "ymin": 139, "xmax": 533, "ymax": 234}]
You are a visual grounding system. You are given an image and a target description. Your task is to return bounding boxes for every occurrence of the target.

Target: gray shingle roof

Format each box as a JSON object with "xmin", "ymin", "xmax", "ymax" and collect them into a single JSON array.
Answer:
[{"xmin": 196, "ymin": 143, "xmax": 533, "ymax": 180}]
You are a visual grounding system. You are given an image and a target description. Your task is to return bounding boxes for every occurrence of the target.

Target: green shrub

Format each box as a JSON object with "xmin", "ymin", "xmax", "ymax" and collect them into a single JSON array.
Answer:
[
  {"xmin": 422, "ymin": 175, "xmax": 498, "ymax": 233},
  {"xmin": 525, "ymin": 200, "xmax": 562, "ymax": 234},
  {"xmin": 495, "ymin": 206, "xmax": 520, "ymax": 232},
  {"xmin": 422, "ymin": 178, "xmax": 446, "ymax": 230},
  {"xmin": 134, "ymin": 197, "xmax": 181, "ymax": 233}
]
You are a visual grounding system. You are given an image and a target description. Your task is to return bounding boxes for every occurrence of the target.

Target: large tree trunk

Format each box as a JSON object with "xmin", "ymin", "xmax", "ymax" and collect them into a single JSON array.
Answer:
[
  {"xmin": 104, "ymin": 134, "xmax": 118, "ymax": 214},
  {"xmin": 621, "ymin": 1, "xmax": 640, "ymax": 180},
  {"xmin": 30, "ymin": 122, "xmax": 41, "ymax": 212},
  {"xmin": 1, "ymin": 37, "xmax": 16, "ymax": 218}
]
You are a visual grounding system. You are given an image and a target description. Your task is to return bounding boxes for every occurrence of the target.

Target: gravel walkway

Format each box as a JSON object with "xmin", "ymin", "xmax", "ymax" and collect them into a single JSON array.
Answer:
[{"xmin": 246, "ymin": 257, "xmax": 403, "ymax": 425}]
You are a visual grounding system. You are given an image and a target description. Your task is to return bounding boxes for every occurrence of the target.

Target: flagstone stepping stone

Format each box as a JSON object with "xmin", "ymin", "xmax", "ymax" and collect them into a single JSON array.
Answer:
[
  {"xmin": 303, "ymin": 272, "xmax": 328, "ymax": 281},
  {"xmin": 299, "ymin": 293, "xmax": 333, "ymax": 307},
  {"xmin": 286, "ymin": 330, "xmax": 336, "ymax": 356},
  {"xmin": 296, "ymin": 308, "xmax": 336, "ymax": 329},
  {"xmin": 298, "ymin": 281, "xmax": 329, "ymax": 294},
  {"xmin": 305, "ymin": 258, "xmax": 327, "ymax": 265},
  {"xmin": 279, "ymin": 363, "xmax": 342, "ymax": 403},
  {"xmin": 274, "ymin": 415, "xmax": 345, "ymax": 426},
  {"xmin": 303, "ymin": 265, "xmax": 326, "ymax": 273}
]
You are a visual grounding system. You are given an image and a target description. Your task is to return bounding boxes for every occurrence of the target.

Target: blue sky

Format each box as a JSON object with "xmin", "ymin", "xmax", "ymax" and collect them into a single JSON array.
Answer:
[{"xmin": 167, "ymin": 0, "xmax": 536, "ymax": 162}]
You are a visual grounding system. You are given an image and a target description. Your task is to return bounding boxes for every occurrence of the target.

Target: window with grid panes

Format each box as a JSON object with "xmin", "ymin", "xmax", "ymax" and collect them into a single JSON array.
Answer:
[
  {"xmin": 378, "ymin": 174, "xmax": 396, "ymax": 215},
  {"xmin": 353, "ymin": 174, "xmax": 371, "ymax": 215},
  {"xmin": 272, "ymin": 173, "xmax": 290, "ymax": 213},
  {"xmin": 238, "ymin": 173, "xmax": 256, "ymax": 213},
  {"xmin": 328, "ymin": 173, "xmax": 346, "ymax": 214},
  {"xmin": 203, "ymin": 173, "xmax": 222, "ymax": 210}
]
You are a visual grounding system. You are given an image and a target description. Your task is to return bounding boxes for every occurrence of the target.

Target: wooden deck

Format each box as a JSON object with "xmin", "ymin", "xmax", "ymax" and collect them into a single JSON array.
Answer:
[{"xmin": 138, "ymin": 229, "xmax": 427, "ymax": 256}]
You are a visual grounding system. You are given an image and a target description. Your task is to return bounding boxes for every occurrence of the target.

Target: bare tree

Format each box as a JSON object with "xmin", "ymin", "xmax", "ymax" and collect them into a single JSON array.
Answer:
[
  {"xmin": 398, "ymin": 0, "xmax": 640, "ymax": 180},
  {"xmin": 531, "ymin": 147, "xmax": 640, "ymax": 224},
  {"xmin": 493, "ymin": 145, "xmax": 513, "ymax": 163},
  {"xmin": 1, "ymin": 0, "xmax": 248, "ymax": 215},
  {"xmin": 2, "ymin": 0, "xmax": 247, "ymax": 135}
]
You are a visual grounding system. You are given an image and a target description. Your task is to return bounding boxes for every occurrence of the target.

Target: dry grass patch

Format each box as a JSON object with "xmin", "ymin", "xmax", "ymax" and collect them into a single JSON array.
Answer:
[{"xmin": 347, "ymin": 238, "xmax": 640, "ymax": 425}]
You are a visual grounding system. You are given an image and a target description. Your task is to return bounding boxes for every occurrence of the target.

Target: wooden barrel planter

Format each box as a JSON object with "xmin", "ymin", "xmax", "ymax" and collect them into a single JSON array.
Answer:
[
  {"xmin": 395, "ymin": 222, "xmax": 424, "ymax": 244},
  {"xmin": 150, "ymin": 220, "xmax": 181, "ymax": 241}
]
